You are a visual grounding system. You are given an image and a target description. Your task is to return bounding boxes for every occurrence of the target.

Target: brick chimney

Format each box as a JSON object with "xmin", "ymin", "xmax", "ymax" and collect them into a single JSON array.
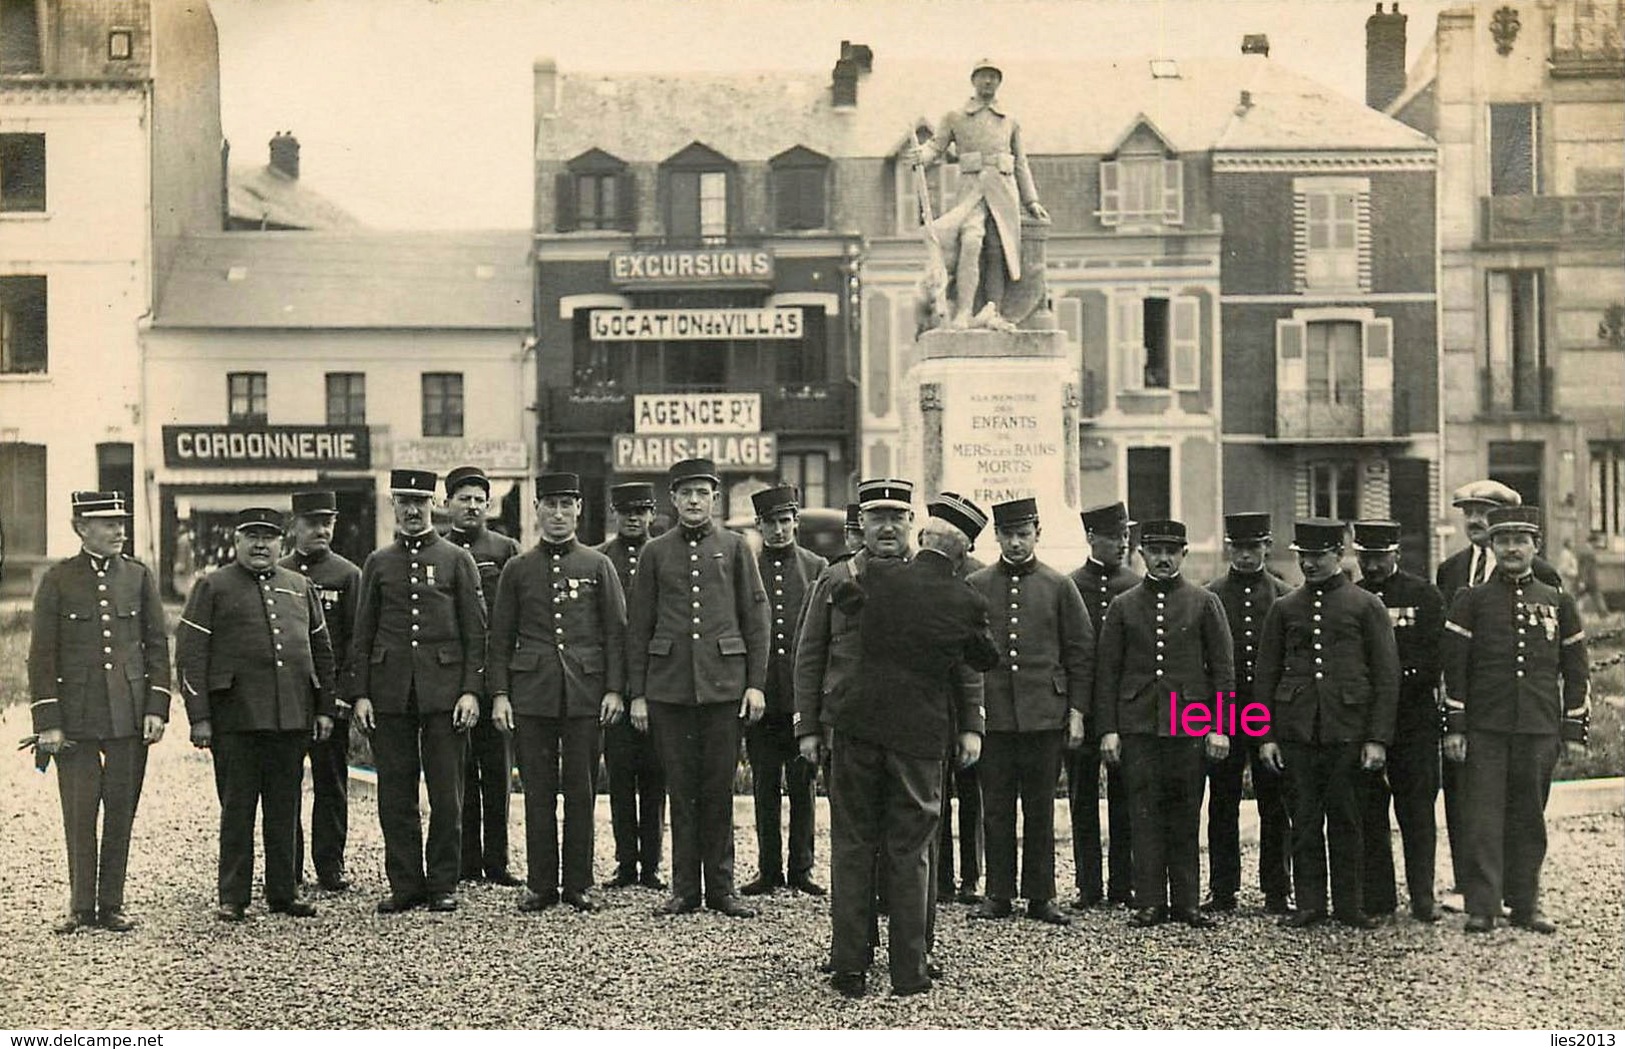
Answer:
[
  {"xmin": 1366, "ymin": 2, "xmax": 1408, "ymax": 111},
  {"xmin": 1241, "ymin": 33, "xmax": 1270, "ymax": 56},
  {"xmin": 832, "ymin": 40, "xmax": 871, "ymax": 109},
  {"xmin": 268, "ymin": 131, "xmax": 299, "ymax": 179}
]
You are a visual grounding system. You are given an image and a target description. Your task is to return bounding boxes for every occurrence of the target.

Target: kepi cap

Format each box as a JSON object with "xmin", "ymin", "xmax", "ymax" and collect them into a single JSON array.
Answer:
[
  {"xmin": 609, "ymin": 482, "xmax": 656, "ymax": 510},
  {"xmin": 1351, "ymin": 520, "xmax": 1401, "ymax": 552},
  {"xmin": 1079, "ymin": 501, "xmax": 1131, "ymax": 535},
  {"xmin": 843, "ymin": 503, "xmax": 862, "ymax": 531},
  {"xmin": 971, "ymin": 57, "xmax": 1002, "ymax": 78},
  {"xmin": 1452, "ymin": 479, "xmax": 1521, "ymax": 509},
  {"xmin": 751, "ymin": 484, "xmax": 801, "ymax": 518},
  {"xmin": 445, "ymin": 465, "xmax": 491, "ymax": 496},
  {"xmin": 928, "ymin": 491, "xmax": 989, "ymax": 544},
  {"xmin": 991, "ymin": 497, "xmax": 1039, "ymax": 529},
  {"xmin": 1224, "ymin": 512, "xmax": 1272, "ymax": 543},
  {"xmin": 291, "ymin": 490, "xmax": 338, "ymax": 517},
  {"xmin": 1290, "ymin": 518, "xmax": 1347, "ymax": 553},
  {"xmin": 857, "ymin": 478, "xmax": 914, "ymax": 511},
  {"xmin": 535, "ymin": 472, "xmax": 582, "ymax": 498},
  {"xmin": 668, "ymin": 458, "xmax": 721, "ymax": 489},
  {"xmin": 1487, "ymin": 506, "xmax": 1541, "ymax": 535},
  {"xmin": 71, "ymin": 491, "xmax": 130, "ymax": 519},
  {"xmin": 1139, "ymin": 519, "xmax": 1187, "ymax": 545},
  {"xmin": 234, "ymin": 507, "xmax": 285, "ymax": 533},
  {"xmin": 390, "ymin": 468, "xmax": 438, "ymax": 497}
]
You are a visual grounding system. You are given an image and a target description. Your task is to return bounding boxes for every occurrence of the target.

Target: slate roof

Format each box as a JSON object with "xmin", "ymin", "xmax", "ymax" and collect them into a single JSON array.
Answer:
[
  {"xmin": 228, "ymin": 164, "xmax": 362, "ymax": 231},
  {"xmin": 153, "ymin": 231, "xmax": 532, "ymax": 329}
]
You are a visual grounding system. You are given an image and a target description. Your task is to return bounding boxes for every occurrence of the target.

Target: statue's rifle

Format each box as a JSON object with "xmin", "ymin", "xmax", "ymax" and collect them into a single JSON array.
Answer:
[{"xmin": 908, "ymin": 126, "xmax": 951, "ymax": 326}]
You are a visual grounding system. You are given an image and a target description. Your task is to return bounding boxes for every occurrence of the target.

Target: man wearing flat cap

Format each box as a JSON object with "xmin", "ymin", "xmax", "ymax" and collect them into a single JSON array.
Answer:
[
  {"xmin": 1256, "ymin": 519, "xmax": 1400, "ymax": 930},
  {"xmin": 1202, "ymin": 511, "xmax": 1294, "ymax": 915},
  {"xmin": 740, "ymin": 484, "xmax": 828, "ymax": 897},
  {"xmin": 488, "ymin": 473, "xmax": 626, "ymax": 913},
  {"xmin": 965, "ymin": 497, "xmax": 1091, "ymax": 925},
  {"xmin": 178, "ymin": 507, "xmax": 338, "ymax": 921},
  {"xmin": 626, "ymin": 458, "xmax": 770, "ymax": 918},
  {"xmin": 1442, "ymin": 507, "xmax": 1589, "ymax": 934},
  {"xmin": 28, "ymin": 491, "xmax": 170, "ymax": 933},
  {"xmin": 1065, "ymin": 501, "xmax": 1140, "ymax": 910},
  {"xmin": 1095, "ymin": 520, "xmax": 1234, "ymax": 929},
  {"xmin": 597, "ymin": 480, "xmax": 667, "ymax": 890},
  {"xmin": 442, "ymin": 464, "xmax": 523, "ymax": 887},
  {"xmin": 349, "ymin": 468, "xmax": 488, "ymax": 914},
  {"xmin": 1352, "ymin": 520, "xmax": 1446, "ymax": 923},
  {"xmin": 282, "ymin": 490, "xmax": 362, "ymax": 892}
]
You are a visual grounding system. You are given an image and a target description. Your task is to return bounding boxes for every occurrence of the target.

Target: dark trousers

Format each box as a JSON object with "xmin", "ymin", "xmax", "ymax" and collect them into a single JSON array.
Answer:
[
  {"xmin": 1068, "ymin": 745, "xmax": 1133, "ymax": 900},
  {"xmin": 212, "ymin": 730, "xmax": 307, "ymax": 907},
  {"xmin": 603, "ymin": 719, "xmax": 665, "ymax": 877},
  {"xmin": 1280, "ymin": 740, "xmax": 1365, "ymax": 918},
  {"xmin": 648, "ymin": 701, "xmax": 739, "ymax": 904},
  {"xmin": 373, "ymin": 710, "xmax": 467, "ymax": 898},
  {"xmin": 461, "ymin": 717, "xmax": 512, "ymax": 877},
  {"xmin": 980, "ymin": 728, "xmax": 1064, "ymax": 903},
  {"xmin": 936, "ymin": 762, "xmax": 982, "ymax": 892},
  {"xmin": 1442, "ymin": 753, "xmax": 1466, "ymax": 891},
  {"xmin": 829, "ymin": 732, "xmax": 940, "ymax": 989},
  {"xmin": 55, "ymin": 736, "xmax": 148, "ymax": 914},
  {"xmin": 1461, "ymin": 731, "xmax": 1560, "ymax": 919},
  {"xmin": 513, "ymin": 715, "xmax": 598, "ymax": 895},
  {"xmin": 294, "ymin": 721, "xmax": 350, "ymax": 882},
  {"xmin": 1362, "ymin": 715, "xmax": 1441, "ymax": 913},
  {"xmin": 1206, "ymin": 740, "xmax": 1292, "ymax": 902},
  {"xmin": 1120, "ymin": 735, "xmax": 1205, "ymax": 912},
  {"xmin": 745, "ymin": 713, "xmax": 815, "ymax": 881}
]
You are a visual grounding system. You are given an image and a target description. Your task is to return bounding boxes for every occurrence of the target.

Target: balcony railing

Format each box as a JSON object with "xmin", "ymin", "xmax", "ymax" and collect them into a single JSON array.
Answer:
[
  {"xmin": 541, "ymin": 382, "xmax": 855, "ymax": 436},
  {"xmin": 1275, "ymin": 387, "xmax": 1404, "ymax": 440},
  {"xmin": 1480, "ymin": 365, "xmax": 1554, "ymax": 418},
  {"xmin": 1481, "ymin": 195, "xmax": 1624, "ymax": 246}
]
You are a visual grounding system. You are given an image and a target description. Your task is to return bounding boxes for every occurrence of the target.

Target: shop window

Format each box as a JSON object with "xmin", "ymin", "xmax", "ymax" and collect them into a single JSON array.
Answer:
[
  {"xmin": 326, "ymin": 372, "xmax": 366, "ymax": 425},
  {"xmin": 771, "ymin": 146, "xmax": 829, "ymax": 231},
  {"xmin": 227, "ymin": 372, "xmax": 267, "ymax": 425},
  {"xmin": 780, "ymin": 452, "xmax": 829, "ymax": 509},
  {"xmin": 555, "ymin": 148, "xmax": 634, "ymax": 232},
  {"xmin": 421, "ymin": 372, "xmax": 464, "ymax": 436},
  {"xmin": 0, "ymin": 134, "xmax": 45, "ymax": 212},
  {"xmin": 1126, "ymin": 447, "xmax": 1171, "ymax": 522},
  {"xmin": 0, "ymin": 275, "xmax": 45, "ymax": 373},
  {"xmin": 0, "ymin": 441, "xmax": 45, "ymax": 560},
  {"xmin": 1489, "ymin": 103, "xmax": 1540, "ymax": 196}
]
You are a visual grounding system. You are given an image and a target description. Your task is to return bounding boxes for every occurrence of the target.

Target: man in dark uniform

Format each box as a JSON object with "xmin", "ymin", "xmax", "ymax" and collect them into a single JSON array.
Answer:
[
  {"xmin": 28, "ymin": 491, "xmax": 170, "ymax": 933},
  {"xmin": 1095, "ymin": 520, "xmax": 1234, "ymax": 928},
  {"xmin": 930, "ymin": 494, "xmax": 986, "ymax": 905},
  {"xmin": 1434, "ymin": 479, "xmax": 1562, "ymax": 899},
  {"xmin": 966, "ymin": 497, "xmax": 1091, "ymax": 925},
  {"xmin": 350, "ymin": 468, "xmax": 488, "ymax": 914},
  {"xmin": 1065, "ymin": 501, "xmax": 1138, "ymax": 909},
  {"xmin": 836, "ymin": 502, "xmax": 864, "ymax": 560},
  {"xmin": 741, "ymin": 483, "xmax": 828, "ymax": 897},
  {"xmin": 1203, "ymin": 511, "xmax": 1293, "ymax": 915},
  {"xmin": 626, "ymin": 458, "xmax": 770, "ymax": 918},
  {"xmin": 282, "ymin": 490, "xmax": 361, "ymax": 893},
  {"xmin": 177, "ymin": 507, "xmax": 338, "ymax": 922},
  {"xmin": 1353, "ymin": 520, "xmax": 1446, "ymax": 923},
  {"xmin": 802, "ymin": 499, "xmax": 997, "ymax": 998},
  {"xmin": 443, "ymin": 464, "xmax": 523, "ymax": 887},
  {"xmin": 597, "ymin": 480, "xmax": 667, "ymax": 890},
  {"xmin": 1257, "ymin": 519, "xmax": 1399, "ymax": 929},
  {"xmin": 489, "ymin": 473, "xmax": 626, "ymax": 913},
  {"xmin": 1443, "ymin": 506, "xmax": 1589, "ymax": 934}
]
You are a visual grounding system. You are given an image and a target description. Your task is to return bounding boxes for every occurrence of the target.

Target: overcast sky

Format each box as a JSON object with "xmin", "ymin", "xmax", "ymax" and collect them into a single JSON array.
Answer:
[{"xmin": 213, "ymin": 0, "xmax": 1450, "ymax": 229}]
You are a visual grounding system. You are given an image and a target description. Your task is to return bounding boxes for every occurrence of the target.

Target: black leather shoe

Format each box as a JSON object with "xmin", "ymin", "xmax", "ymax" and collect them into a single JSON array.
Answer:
[
  {"xmin": 1107, "ymin": 891, "xmax": 1136, "ymax": 908},
  {"xmin": 708, "ymin": 895, "xmax": 757, "ymax": 918},
  {"xmin": 956, "ymin": 884, "xmax": 983, "ymax": 905},
  {"xmin": 375, "ymin": 894, "xmax": 424, "ymax": 914},
  {"xmin": 427, "ymin": 894, "xmax": 458, "ymax": 912},
  {"xmin": 1264, "ymin": 895, "xmax": 1293, "ymax": 915},
  {"xmin": 54, "ymin": 911, "xmax": 95, "ymax": 934},
  {"xmin": 639, "ymin": 872, "xmax": 668, "ymax": 891},
  {"xmin": 603, "ymin": 868, "xmax": 639, "ymax": 889},
  {"xmin": 518, "ymin": 890, "xmax": 558, "ymax": 913},
  {"xmin": 1335, "ymin": 913, "xmax": 1382, "ymax": 930},
  {"xmin": 655, "ymin": 895, "xmax": 700, "ymax": 916},
  {"xmin": 1028, "ymin": 899, "xmax": 1073, "ymax": 926},
  {"xmin": 269, "ymin": 899, "xmax": 317, "ymax": 918},
  {"xmin": 215, "ymin": 903, "xmax": 247, "ymax": 923},
  {"xmin": 790, "ymin": 875, "xmax": 827, "ymax": 896},
  {"xmin": 1173, "ymin": 907, "xmax": 1216, "ymax": 929},
  {"xmin": 317, "ymin": 873, "xmax": 352, "ymax": 893},
  {"xmin": 1464, "ymin": 914, "xmax": 1496, "ymax": 934},
  {"xmin": 970, "ymin": 897, "xmax": 1013, "ymax": 919},
  {"xmin": 1200, "ymin": 895, "xmax": 1237, "ymax": 913},
  {"xmin": 1411, "ymin": 902, "xmax": 1440, "ymax": 923},
  {"xmin": 1070, "ymin": 891, "xmax": 1103, "ymax": 912},
  {"xmin": 97, "ymin": 909, "xmax": 137, "ymax": 932},
  {"xmin": 459, "ymin": 868, "xmax": 483, "ymax": 883},
  {"xmin": 486, "ymin": 870, "xmax": 523, "ymax": 888},
  {"xmin": 1283, "ymin": 909, "xmax": 1327, "ymax": 929},
  {"xmin": 892, "ymin": 977, "xmax": 933, "ymax": 997},
  {"xmin": 738, "ymin": 875, "xmax": 783, "ymax": 896},
  {"xmin": 1128, "ymin": 906, "xmax": 1168, "ymax": 928},
  {"xmin": 1510, "ymin": 912, "xmax": 1557, "ymax": 934},
  {"xmin": 831, "ymin": 972, "xmax": 867, "ymax": 999},
  {"xmin": 562, "ymin": 889, "xmax": 597, "ymax": 913}
]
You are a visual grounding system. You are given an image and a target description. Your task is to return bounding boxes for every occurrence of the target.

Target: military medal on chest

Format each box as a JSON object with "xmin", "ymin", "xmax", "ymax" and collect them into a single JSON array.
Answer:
[{"xmin": 426, "ymin": 564, "xmax": 437, "ymax": 585}]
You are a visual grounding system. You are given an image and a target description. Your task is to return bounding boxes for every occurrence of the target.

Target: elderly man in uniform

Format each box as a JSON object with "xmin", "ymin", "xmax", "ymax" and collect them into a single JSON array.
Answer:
[
  {"xmin": 803, "ymin": 494, "xmax": 998, "ymax": 998},
  {"xmin": 442, "ymin": 464, "xmax": 523, "ymax": 887},
  {"xmin": 488, "ymin": 472, "xmax": 626, "ymax": 913},
  {"xmin": 597, "ymin": 481, "xmax": 667, "ymax": 890},
  {"xmin": 965, "ymin": 497, "xmax": 1091, "ymax": 925},
  {"xmin": 178, "ymin": 507, "xmax": 338, "ymax": 922},
  {"xmin": 741, "ymin": 484, "xmax": 828, "ymax": 897},
  {"xmin": 1203, "ymin": 512, "xmax": 1294, "ymax": 915},
  {"xmin": 1442, "ymin": 507, "xmax": 1589, "ymax": 934},
  {"xmin": 1065, "ymin": 501, "xmax": 1139, "ymax": 909},
  {"xmin": 1095, "ymin": 520, "xmax": 1234, "ymax": 929},
  {"xmin": 906, "ymin": 58, "xmax": 1050, "ymax": 331},
  {"xmin": 627, "ymin": 458, "xmax": 770, "ymax": 918},
  {"xmin": 1352, "ymin": 520, "xmax": 1446, "ymax": 923},
  {"xmin": 283, "ymin": 490, "xmax": 361, "ymax": 893},
  {"xmin": 28, "ymin": 491, "xmax": 170, "ymax": 933},
  {"xmin": 350, "ymin": 468, "xmax": 488, "ymax": 914},
  {"xmin": 1257, "ymin": 519, "xmax": 1399, "ymax": 930}
]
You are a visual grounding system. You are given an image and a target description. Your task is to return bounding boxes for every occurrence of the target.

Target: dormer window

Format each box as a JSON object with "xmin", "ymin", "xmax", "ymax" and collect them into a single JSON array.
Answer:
[
  {"xmin": 555, "ymin": 148, "xmax": 634, "ymax": 233},
  {"xmin": 771, "ymin": 146, "xmax": 829, "ymax": 231},
  {"xmin": 662, "ymin": 142, "xmax": 735, "ymax": 246},
  {"xmin": 1099, "ymin": 116, "xmax": 1183, "ymax": 230}
]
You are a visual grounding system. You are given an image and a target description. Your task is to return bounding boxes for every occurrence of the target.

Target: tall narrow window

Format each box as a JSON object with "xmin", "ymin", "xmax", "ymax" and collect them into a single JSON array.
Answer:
[
  {"xmin": 1489, "ymin": 103, "xmax": 1540, "ymax": 196},
  {"xmin": 1590, "ymin": 443, "xmax": 1625, "ymax": 544},
  {"xmin": 1127, "ymin": 447, "xmax": 1172, "ymax": 522},
  {"xmin": 698, "ymin": 172, "xmax": 728, "ymax": 243},
  {"xmin": 780, "ymin": 452, "xmax": 830, "ymax": 509},
  {"xmin": 325, "ymin": 372, "xmax": 366, "ymax": 425},
  {"xmin": 1308, "ymin": 461, "xmax": 1358, "ymax": 521},
  {"xmin": 663, "ymin": 143, "xmax": 734, "ymax": 245},
  {"xmin": 556, "ymin": 148, "xmax": 634, "ymax": 232},
  {"xmin": 0, "ymin": 442, "xmax": 46, "ymax": 558},
  {"xmin": 0, "ymin": 134, "xmax": 45, "ymax": 212},
  {"xmin": 0, "ymin": 0, "xmax": 43, "ymax": 74},
  {"xmin": 1306, "ymin": 320, "xmax": 1363, "ymax": 406},
  {"xmin": 0, "ymin": 275, "xmax": 46, "ymax": 373},
  {"xmin": 1485, "ymin": 270, "xmax": 1545, "ymax": 413},
  {"xmin": 227, "ymin": 372, "xmax": 267, "ymax": 424},
  {"xmin": 421, "ymin": 372, "xmax": 464, "ymax": 436}
]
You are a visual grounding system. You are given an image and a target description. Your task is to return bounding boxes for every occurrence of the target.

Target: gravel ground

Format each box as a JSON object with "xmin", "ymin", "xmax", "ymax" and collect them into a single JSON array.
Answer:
[{"xmin": 1, "ymin": 728, "xmax": 1621, "ymax": 1030}]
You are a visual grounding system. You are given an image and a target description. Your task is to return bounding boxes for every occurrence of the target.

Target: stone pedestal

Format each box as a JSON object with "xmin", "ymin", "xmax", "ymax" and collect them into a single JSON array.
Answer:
[{"xmin": 899, "ymin": 327, "xmax": 1087, "ymax": 570}]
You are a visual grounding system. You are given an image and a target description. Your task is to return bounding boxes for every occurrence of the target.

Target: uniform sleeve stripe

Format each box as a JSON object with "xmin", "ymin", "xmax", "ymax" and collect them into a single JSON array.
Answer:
[
  {"xmin": 1443, "ymin": 621, "xmax": 1473, "ymax": 639},
  {"xmin": 313, "ymin": 620, "xmax": 328, "ymax": 634},
  {"xmin": 1562, "ymin": 631, "xmax": 1585, "ymax": 646},
  {"xmin": 30, "ymin": 698, "xmax": 58, "ymax": 708},
  {"xmin": 1443, "ymin": 697, "xmax": 1466, "ymax": 710},
  {"xmin": 179, "ymin": 617, "xmax": 212, "ymax": 635},
  {"xmin": 150, "ymin": 684, "xmax": 169, "ymax": 693}
]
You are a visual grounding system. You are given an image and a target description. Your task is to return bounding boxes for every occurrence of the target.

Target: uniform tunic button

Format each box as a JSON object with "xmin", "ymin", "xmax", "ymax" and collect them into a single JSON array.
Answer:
[
  {"xmin": 104, "ymin": 663, "xmax": 113, "ymax": 670},
  {"xmin": 1009, "ymin": 633, "xmax": 1018, "ymax": 640},
  {"xmin": 410, "ymin": 578, "xmax": 420, "ymax": 585},
  {"xmin": 1011, "ymin": 664, "xmax": 1020, "ymax": 673},
  {"xmin": 1516, "ymin": 670, "xmax": 1525, "ymax": 678},
  {"xmin": 98, "ymin": 584, "xmax": 108, "ymax": 593},
  {"xmin": 269, "ymin": 614, "xmax": 277, "ymax": 620},
  {"xmin": 275, "ymin": 644, "xmax": 283, "ymax": 651},
  {"xmin": 692, "ymin": 617, "xmax": 701, "ymax": 625},
  {"xmin": 1156, "ymin": 639, "xmax": 1165, "ymax": 647},
  {"xmin": 1156, "ymin": 615, "xmax": 1165, "ymax": 623},
  {"xmin": 273, "ymin": 628, "xmax": 281, "ymax": 634},
  {"xmin": 690, "ymin": 570, "xmax": 700, "ymax": 578},
  {"xmin": 412, "ymin": 624, "xmax": 420, "ymax": 632},
  {"xmin": 103, "ymin": 630, "xmax": 112, "ymax": 638},
  {"xmin": 1313, "ymin": 601, "xmax": 1323, "ymax": 609},
  {"xmin": 1009, "ymin": 617, "xmax": 1019, "ymax": 625},
  {"xmin": 776, "ymin": 634, "xmax": 785, "ymax": 641},
  {"xmin": 558, "ymin": 643, "xmax": 567, "ymax": 651},
  {"xmin": 411, "ymin": 640, "xmax": 419, "ymax": 647},
  {"xmin": 1245, "ymin": 630, "xmax": 1254, "ymax": 638},
  {"xmin": 1313, "ymin": 615, "xmax": 1322, "ymax": 622},
  {"xmin": 1155, "ymin": 670, "xmax": 1165, "ymax": 677},
  {"xmin": 554, "ymin": 612, "xmax": 563, "ymax": 619},
  {"xmin": 774, "ymin": 575, "xmax": 783, "ymax": 583},
  {"xmin": 776, "ymin": 648, "xmax": 786, "ymax": 656},
  {"xmin": 277, "ymin": 660, "xmax": 284, "ymax": 667},
  {"xmin": 411, "ymin": 593, "xmax": 420, "ymax": 601},
  {"xmin": 102, "ymin": 614, "xmax": 111, "ymax": 621},
  {"xmin": 555, "ymin": 628, "xmax": 565, "ymax": 635},
  {"xmin": 1516, "ymin": 656, "xmax": 1525, "ymax": 663},
  {"xmin": 688, "ymin": 541, "xmax": 698, "ymax": 548},
  {"xmin": 1314, "ymin": 672, "xmax": 1324, "ymax": 680},
  {"xmin": 411, "ymin": 563, "xmax": 420, "ymax": 570},
  {"xmin": 100, "ymin": 600, "xmax": 109, "ymax": 607},
  {"xmin": 412, "ymin": 609, "xmax": 420, "ymax": 616},
  {"xmin": 691, "ymin": 585, "xmax": 701, "ymax": 593},
  {"xmin": 774, "ymin": 589, "xmax": 783, "ymax": 597},
  {"xmin": 1244, "ymin": 616, "xmax": 1253, "ymax": 623},
  {"xmin": 691, "ymin": 633, "xmax": 701, "ymax": 640},
  {"xmin": 692, "ymin": 602, "xmax": 701, "ymax": 609}
]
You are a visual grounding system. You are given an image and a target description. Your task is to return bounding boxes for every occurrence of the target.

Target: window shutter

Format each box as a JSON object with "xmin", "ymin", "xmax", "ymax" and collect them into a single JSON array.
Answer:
[
  {"xmin": 554, "ymin": 172, "xmax": 577, "ymax": 232},
  {"xmin": 1099, "ymin": 160, "xmax": 1121, "ymax": 227},
  {"xmin": 615, "ymin": 171, "xmax": 637, "ymax": 231},
  {"xmin": 1116, "ymin": 293, "xmax": 1144, "ymax": 392},
  {"xmin": 667, "ymin": 169, "xmax": 698, "ymax": 241},
  {"xmin": 1276, "ymin": 319, "xmax": 1307, "ymax": 438},
  {"xmin": 1058, "ymin": 296, "xmax": 1083, "ymax": 348},
  {"xmin": 726, "ymin": 169, "xmax": 742, "ymax": 237},
  {"xmin": 1170, "ymin": 295, "xmax": 1200, "ymax": 390},
  {"xmin": 803, "ymin": 165, "xmax": 827, "ymax": 229},
  {"xmin": 1161, "ymin": 159, "xmax": 1184, "ymax": 225},
  {"xmin": 1362, "ymin": 317, "xmax": 1395, "ymax": 436}
]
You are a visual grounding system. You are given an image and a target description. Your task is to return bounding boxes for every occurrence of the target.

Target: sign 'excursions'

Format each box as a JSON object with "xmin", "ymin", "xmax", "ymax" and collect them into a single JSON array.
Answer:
[{"xmin": 608, "ymin": 248, "xmax": 775, "ymax": 285}]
